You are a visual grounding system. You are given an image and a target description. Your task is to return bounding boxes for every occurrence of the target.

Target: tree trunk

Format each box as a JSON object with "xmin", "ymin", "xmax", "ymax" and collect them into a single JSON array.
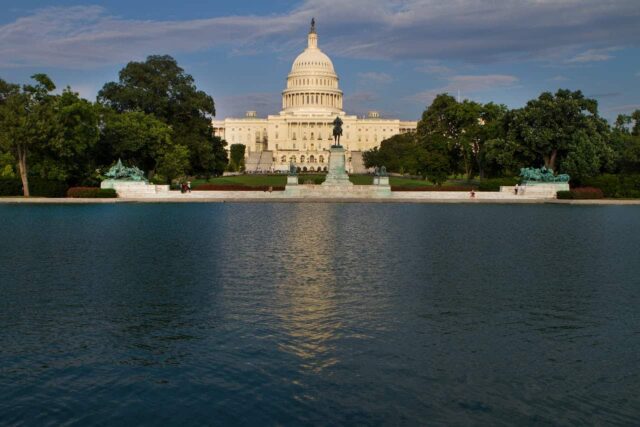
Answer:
[
  {"xmin": 477, "ymin": 153, "xmax": 485, "ymax": 179},
  {"xmin": 549, "ymin": 149, "xmax": 557, "ymax": 171},
  {"xmin": 17, "ymin": 146, "xmax": 29, "ymax": 197}
]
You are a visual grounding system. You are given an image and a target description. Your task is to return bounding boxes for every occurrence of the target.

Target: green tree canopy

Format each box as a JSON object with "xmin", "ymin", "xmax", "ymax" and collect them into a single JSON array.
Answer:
[
  {"xmin": 32, "ymin": 88, "xmax": 100, "ymax": 184},
  {"xmin": 97, "ymin": 109, "xmax": 173, "ymax": 177},
  {"xmin": 363, "ymin": 133, "xmax": 423, "ymax": 175},
  {"xmin": 229, "ymin": 144, "xmax": 246, "ymax": 172},
  {"xmin": 610, "ymin": 110, "xmax": 640, "ymax": 173},
  {"xmin": 98, "ymin": 55, "xmax": 227, "ymax": 176},
  {"xmin": 0, "ymin": 74, "xmax": 58, "ymax": 196},
  {"xmin": 505, "ymin": 89, "xmax": 609, "ymax": 181}
]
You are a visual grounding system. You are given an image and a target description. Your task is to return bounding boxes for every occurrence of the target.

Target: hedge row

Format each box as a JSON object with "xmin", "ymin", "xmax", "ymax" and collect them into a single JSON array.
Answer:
[
  {"xmin": 0, "ymin": 178, "xmax": 68, "ymax": 197},
  {"xmin": 557, "ymin": 187, "xmax": 604, "ymax": 199},
  {"xmin": 67, "ymin": 187, "xmax": 117, "ymax": 198},
  {"xmin": 193, "ymin": 184, "xmax": 285, "ymax": 191},
  {"xmin": 477, "ymin": 177, "xmax": 519, "ymax": 192},
  {"xmin": 582, "ymin": 174, "xmax": 640, "ymax": 198}
]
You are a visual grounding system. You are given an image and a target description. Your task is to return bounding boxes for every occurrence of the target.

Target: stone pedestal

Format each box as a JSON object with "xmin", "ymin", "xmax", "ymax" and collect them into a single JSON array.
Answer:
[
  {"xmin": 499, "ymin": 182, "xmax": 569, "ymax": 198},
  {"xmin": 101, "ymin": 179, "xmax": 169, "ymax": 198},
  {"xmin": 322, "ymin": 146, "xmax": 353, "ymax": 187},
  {"xmin": 287, "ymin": 175, "xmax": 298, "ymax": 186},
  {"xmin": 521, "ymin": 182, "xmax": 569, "ymax": 198},
  {"xmin": 373, "ymin": 176, "xmax": 390, "ymax": 186}
]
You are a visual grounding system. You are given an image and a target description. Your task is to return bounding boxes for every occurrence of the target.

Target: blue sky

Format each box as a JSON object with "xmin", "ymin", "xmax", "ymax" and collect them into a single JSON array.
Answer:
[{"xmin": 1, "ymin": 0, "xmax": 639, "ymax": 122}]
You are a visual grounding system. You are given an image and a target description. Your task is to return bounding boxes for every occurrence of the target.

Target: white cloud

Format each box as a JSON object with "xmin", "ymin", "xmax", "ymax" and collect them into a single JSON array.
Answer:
[
  {"xmin": 356, "ymin": 72, "xmax": 393, "ymax": 84},
  {"xmin": 418, "ymin": 65, "xmax": 453, "ymax": 75},
  {"xmin": 0, "ymin": 1, "xmax": 639, "ymax": 68},
  {"xmin": 565, "ymin": 48, "xmax": 618, "ymax": 64},
  {"xmin": 606, "ymin": 104, "xmax": 640, "ymax": 113},
  {"xmin": 548, "ymin": 75, "xmax": 569, "ymax": 82},
  {"xmin": 407, "ymin": 74, "xmax": 519, "ymax": 104}
]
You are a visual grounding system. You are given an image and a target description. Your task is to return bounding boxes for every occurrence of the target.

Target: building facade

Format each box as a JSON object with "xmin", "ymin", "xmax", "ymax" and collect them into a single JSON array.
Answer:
[{"xmin": 212, "ymin": 20, "xmax": 417, "ymax": 173}]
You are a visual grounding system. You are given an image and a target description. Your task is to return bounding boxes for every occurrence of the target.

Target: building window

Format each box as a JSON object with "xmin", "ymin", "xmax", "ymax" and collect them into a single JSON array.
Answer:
[
  {"xmin": 310, "ymin": 155, "xmax": 316, "ymax": 163},
  {"xmin": 281, "ymin": 155, "xmax": 286, "ymax": 163},
  {"xmin": 300, "ymin": 155, "xmax": 306, "ymax": 163},
  {"xmin": 319, "ymin": 155, "xmax": 324, "ymax": 163}
]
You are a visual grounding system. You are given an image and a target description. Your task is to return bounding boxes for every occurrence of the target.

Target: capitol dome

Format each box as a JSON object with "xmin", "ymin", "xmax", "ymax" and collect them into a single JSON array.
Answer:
[{"xmin": 282, "ymin": 19, "xmax": 343, "ymax": 113}]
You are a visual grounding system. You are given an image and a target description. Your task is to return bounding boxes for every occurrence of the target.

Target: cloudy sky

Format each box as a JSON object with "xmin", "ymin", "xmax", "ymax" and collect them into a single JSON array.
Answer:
[{"xmin": 1, "ymin": 0, "xmax": 639, "ymax": 121}]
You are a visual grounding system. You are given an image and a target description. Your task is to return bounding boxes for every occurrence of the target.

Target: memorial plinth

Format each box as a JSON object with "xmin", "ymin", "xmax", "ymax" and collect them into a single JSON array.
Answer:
[{"xmin": 322, "ymin": 146, "xmax": 353, "ymax": 187}]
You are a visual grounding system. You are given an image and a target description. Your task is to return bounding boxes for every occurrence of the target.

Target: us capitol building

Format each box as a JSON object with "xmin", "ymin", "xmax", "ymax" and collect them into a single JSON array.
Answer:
[{"xmin": 212, "ymin": 20, "xmax": 417, "ymax": 173}]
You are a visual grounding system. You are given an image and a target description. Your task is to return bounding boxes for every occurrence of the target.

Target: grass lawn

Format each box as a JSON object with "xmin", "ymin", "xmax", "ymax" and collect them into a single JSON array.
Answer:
[
  {"xmin": 191, "ymin": 175, "xmax": 286, "ymax": 187},
  {"xmin": 191, "ymin": 174, "xmax": 434, "ymax": 188}
]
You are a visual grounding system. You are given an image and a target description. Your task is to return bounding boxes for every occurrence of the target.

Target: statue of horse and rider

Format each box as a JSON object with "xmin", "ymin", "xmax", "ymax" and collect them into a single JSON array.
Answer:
[
  {"xmin": 104, "ymin": 159, "xmax": 146, "ymax": 181},
  {"xmin": 332, "ymin": 116, "xmax": 343, "ymax": 148},
  {"xmin": 519, "ymin": 166, "xmax": 570, "ymax": 183}
]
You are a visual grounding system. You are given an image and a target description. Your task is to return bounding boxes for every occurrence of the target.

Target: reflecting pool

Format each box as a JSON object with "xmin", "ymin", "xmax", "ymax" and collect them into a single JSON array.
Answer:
[{"xmin": 1, "ymin": 203, "xmax": 639, "ymax": 425}]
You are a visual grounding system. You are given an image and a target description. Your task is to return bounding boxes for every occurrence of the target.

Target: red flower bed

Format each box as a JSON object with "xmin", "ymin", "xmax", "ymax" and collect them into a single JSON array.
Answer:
[
  {"xmin": 193, "ymin": 184, "xmax": 285, "ymax": 192},
  {"xmin": 391, "ymin": 186, "xmax": 475, "ymax": 192},
  {"xmin": 573, "ymin": 187, "xmax": 604, "ymax": 199},
  {"xmin": 67, "ymin": 187, "xmax": 117, "ymax": 198}
]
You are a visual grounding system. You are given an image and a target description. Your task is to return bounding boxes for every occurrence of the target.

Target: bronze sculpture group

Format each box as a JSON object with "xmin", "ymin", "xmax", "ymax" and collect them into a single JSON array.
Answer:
[{"xmin": 520, "ymin": 167, "xmax": 570, "ymax": 183}]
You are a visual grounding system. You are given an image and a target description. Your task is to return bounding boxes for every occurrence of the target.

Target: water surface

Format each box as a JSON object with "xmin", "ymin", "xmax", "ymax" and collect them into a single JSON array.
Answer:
[{"xmin": 1, "ymin": 203, "xmax": 639, "ymax": 425}]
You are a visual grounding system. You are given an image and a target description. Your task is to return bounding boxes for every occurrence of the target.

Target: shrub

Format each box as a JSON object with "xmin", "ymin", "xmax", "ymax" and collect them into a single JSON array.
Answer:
[
  {"xmin": 297, "ymin": 174, "xmax": 325, "ymax": 185},
  {"xmin": 557, "ymin": 187, "xmax": 604, "ymax": 200},
  {"xmin": 583, "ymin": 174, "xmax": 640, "ymax": 198},
  {"xmin": 478, "ymin": 177, "xmax": 519, "ymax": 192},
  {"xmin": 571, "ymin": 187, "xmax": 604, "ymax": 199},
  {"xmin": 0, "ymin": 178, "xmax": 68, "ymax": 197},
  {"xmin": 557, "ymin": 191, "xmax": 572, "ymax": 199},
  {"xmin": 193, "ymin": 184, "xmax": 285, "ymax": 191},
  {"xmin": 67, "ymin": 187, "xmax": 118, "ymax": 198},
  {"xmin": 30, "ymin": 179, "xmax": 68, "ymax": 198},
  {"xmin": 0, "ymin": 178, "xmax": 22, "ymax": 196}
]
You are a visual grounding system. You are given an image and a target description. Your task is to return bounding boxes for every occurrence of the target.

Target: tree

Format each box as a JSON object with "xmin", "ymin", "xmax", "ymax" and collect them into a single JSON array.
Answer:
[
  {"xmin": 31, "ymin": 88, "xmax": 100, "ymax": 184},
  {"xmin": 415, "ymin": 94, "xmax": 470, "ymax": 183},
  {"xmin": 417, "ymin": 94, "xmax": 463, "ymax": 175},
  {"xmin": 229, "ymin": 144, "xmax": 246, "ymax": 172},
  {"xmin": 363, "ymin": 133, "xmax": 422, "ymax": 174},
  {"xmin": 610, "ymin": 111, "xmax": 640, "ymax": 173},
  {"xmin": 506, "ymin": 89, "xmax": 608, "ymax": 179},
  {"xmin": 156, "ymin": 144, "xmax": 190, "ymax": 183},
  {"xmin": 0, "ymin": 74, "xmax": 58, "ymax": 196},
  {"xmin": 418, "ymin": 133, "xmax": 450, "ymax": 185},
  {"xmin": 98, "ymin": 55, "xmax": 227, "ymax": 176},
  {"xmin": 474, "ymin": 103, "xmax": 508, "ymax": 178},
  {"xmin": 97, "ymin": 109, "xmax": 173, "ymax": 177}
]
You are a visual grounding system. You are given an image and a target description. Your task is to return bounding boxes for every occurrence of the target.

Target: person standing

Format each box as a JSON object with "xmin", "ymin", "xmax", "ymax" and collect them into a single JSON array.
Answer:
[{"xmin": 187, "ymin": 181, "xmax": 192, "ymax": 193}]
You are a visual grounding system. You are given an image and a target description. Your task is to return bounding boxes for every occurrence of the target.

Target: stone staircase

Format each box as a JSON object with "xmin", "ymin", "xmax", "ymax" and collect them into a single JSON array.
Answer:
[{"xmin": 245, "ymin": 150, "xmax": 273, "ymax": 173}]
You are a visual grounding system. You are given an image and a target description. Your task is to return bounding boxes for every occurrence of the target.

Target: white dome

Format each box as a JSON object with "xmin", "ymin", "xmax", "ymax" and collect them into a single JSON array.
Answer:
[
  {"xmin": 281, "ymin": 21, "xmax": 343, "ymax": 114},
  {"xmin": 291, "ymin": 48, "xmax": 335, "ymax": 74}
]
